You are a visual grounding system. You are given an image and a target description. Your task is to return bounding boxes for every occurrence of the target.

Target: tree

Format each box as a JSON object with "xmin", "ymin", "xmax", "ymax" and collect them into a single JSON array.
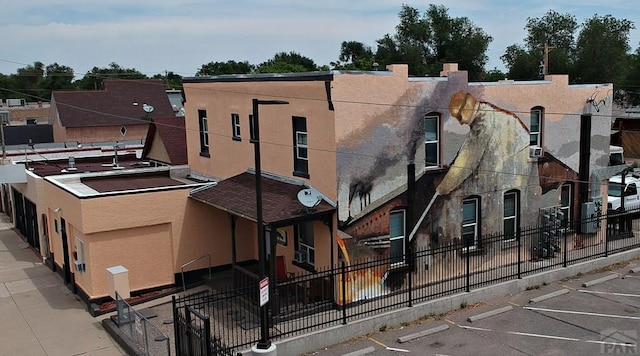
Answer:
[
  {"xmin": 12, "ymin": 61, "xmax": 45, "ymax": 100},
  {"xmin": 195, "ymin": 60, "xmax": 253, "ymax": 76},
  {"xmin": 621, "ymin": 48, "xmax": 640, "ymax": 106},
  {"xmin": 255, "ymin": 52, "xmax": 319, "ymax": 73},
  {"xmin": 372, "ymin": 4, "xmax": 492, "ymax": 79},
  {"xmin": 40, "ymin": 63, "xmax": 75, "ymax": 99},
  {"xmin": 331, "ymin": 41, "xmax": 375, "ymax": 70},
  {"xmin": 502, "ymin": 10, "xmax": 578, "ymax": 79},
  {"xmin": 151, "ymin": 71, "xmax": 183, "ymax": 89},
  {"xmin": 74, "ymin": 62, "xmax": 147, "ymax": 90},
  {"xmin": 573, "ymin": 14, "xmax": 634, "ymax": 85}
]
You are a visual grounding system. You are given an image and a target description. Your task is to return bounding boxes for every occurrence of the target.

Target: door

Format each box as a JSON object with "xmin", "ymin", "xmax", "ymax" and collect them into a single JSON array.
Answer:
[{"xmin": 60, "ymin": 218, "xmax": 72, "ymax": 285}]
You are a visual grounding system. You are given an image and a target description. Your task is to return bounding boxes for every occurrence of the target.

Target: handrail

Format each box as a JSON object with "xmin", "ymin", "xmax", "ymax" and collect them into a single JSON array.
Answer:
[{"xmin": 181, "ymin": 253, "xmax": 212, "ymax": 292}]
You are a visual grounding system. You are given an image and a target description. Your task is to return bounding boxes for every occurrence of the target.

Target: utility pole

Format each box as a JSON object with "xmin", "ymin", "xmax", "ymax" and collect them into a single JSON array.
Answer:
[{"xmin": 538, "ymin": 42, "xmax": 556, "ymax": 76}]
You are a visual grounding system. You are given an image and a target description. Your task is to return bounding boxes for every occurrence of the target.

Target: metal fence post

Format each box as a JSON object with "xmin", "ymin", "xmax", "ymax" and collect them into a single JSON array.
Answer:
[
  {"xmin": 408, "ymin": 249, "xmax": 413, "ymax": 307},
  {"xmin": 185, "ymin": 306, "xmax": 192, "ymax": 356},
  {"xmin": 341, "ymin": 261, "xmax": 347, "ymax": 325},
  {"xmin": 172, "ymin": 296, "xmax": 180, "ymax": 356},
  {"xmin": 517, "ymin": 233, "xmax": 521, "ymax": 279},
  {"xmin": 465, "ymin": 248, "xmax": 470, "ymax": 293},
  {"xmin": 563, "ymin": 227, "xmax": 568, "ymax": 267},
  {"xmin": 204, "ymin": 315, "xmax": 212, "ymax": 356}
]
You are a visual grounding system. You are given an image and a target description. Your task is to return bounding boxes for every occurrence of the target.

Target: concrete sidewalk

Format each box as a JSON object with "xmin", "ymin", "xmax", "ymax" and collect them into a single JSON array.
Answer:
[{"xmin": 0, "ymin": 215, "xmax": 126, "ymax": 355}]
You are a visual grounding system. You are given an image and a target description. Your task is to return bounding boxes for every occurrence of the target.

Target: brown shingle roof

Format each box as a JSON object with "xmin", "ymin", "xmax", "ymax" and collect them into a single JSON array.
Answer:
[
  {"xmin": 52, "ymin": 80, "xmax": 175, "ymax": 128},
  {"xmin": 143, "ymin": 117, "xmax": 188, "ymax": 165},
  {"xmin": 190, "ymin": 172, "xmax": 335, "ymax": 225}
]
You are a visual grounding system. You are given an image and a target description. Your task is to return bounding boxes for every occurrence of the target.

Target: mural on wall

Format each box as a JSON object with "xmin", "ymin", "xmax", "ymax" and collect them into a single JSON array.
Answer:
[{"xmin": 337, "ymin": 90, "xmax": 540, "ymax": 303}]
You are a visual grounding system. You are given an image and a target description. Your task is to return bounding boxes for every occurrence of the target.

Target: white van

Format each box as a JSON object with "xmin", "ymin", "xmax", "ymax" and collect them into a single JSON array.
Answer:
[{"xmin": 610, "ymin": 145, "xmax": 625, "ymax": 165}]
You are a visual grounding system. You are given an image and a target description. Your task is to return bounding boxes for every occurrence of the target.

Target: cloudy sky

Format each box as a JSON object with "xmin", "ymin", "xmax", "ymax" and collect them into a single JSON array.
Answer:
[{"xmin": 2, "ymin": 1, "xmax": 639, "ymax": 78}]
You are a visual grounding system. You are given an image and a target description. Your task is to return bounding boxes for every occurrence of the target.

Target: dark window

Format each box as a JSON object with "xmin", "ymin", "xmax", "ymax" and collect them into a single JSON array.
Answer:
[
  {"xmin": 424, "ymin": 115, "xmax": 440, "ymax": 167},
  {"xmin": 530, "ymin": 107, "xmax": 544, "ymax": 147},
  {"xmin": 503, "ymin": 190, "xmax": 519, "ymax": 241},
  {"xmin": 231, "ymin": 113, "xmax": 241, "ymax": 141},
  {"xmin": 292, "ymin": 116, "xmax": 309, "ymax": 178},
  {"xmin": 462, "ymin": 196, "xmax": 480, "ymax": 249},
  {"xmin": 560, "ymin": 183, "xmax": 572, "ymax": 228},
  {"xmin": 294, "ymin": 222, "xmax": 315, "ymax": 267},
  {"xmin": 389, "ymin": 210, "xmax": 405, "ymax": 265},
  {"xmin": 198, "ymin": 110, "xmax": 209, "ymax": 156}
]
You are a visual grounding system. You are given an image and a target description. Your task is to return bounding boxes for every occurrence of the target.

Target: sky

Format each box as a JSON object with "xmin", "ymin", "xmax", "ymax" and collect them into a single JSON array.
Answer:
[{"xmin": 2, "ymin": 0, "xmax": 640, "ymax": 79}]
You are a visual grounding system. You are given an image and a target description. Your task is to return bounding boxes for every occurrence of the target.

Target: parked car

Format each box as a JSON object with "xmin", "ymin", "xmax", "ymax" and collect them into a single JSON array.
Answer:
[{"xmin": 608, "ymin": 172, "xmax": 640, "ymax": 211}]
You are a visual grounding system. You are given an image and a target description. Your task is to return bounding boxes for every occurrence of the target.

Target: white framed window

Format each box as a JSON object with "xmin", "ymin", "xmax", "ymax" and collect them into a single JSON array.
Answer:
[
  {"xmin": 198, "ymin": 109, "xmax": 209, "ymax": 155},
  {"xmin": 74, "ymin": 238, "xmax": 86, "ymax": 273},
  {"xmin": 296, "ymin": 131, "xmax": 308, "ymax": 160},
  {"xmin": 295, "ymin": 222, "xmax": 315, "ymax": 266},
  {"xmin": 560, "ymin": 183, "xmax": 572, "ymax": 228},
  {"xmin": 424, "ymin": 115, "xmax": 440, "ymax": 167},
  {"xmin": 231, "ymin": 113, "xmax": 241, "ymax": 140},
  {"xmin": 389, "ymin": 210, "xmax": 406, "ymax": 266},
  {"xmin": 462, "ymin": 197, "xmax": 480, "ymax": 249},
  {"xmin": 530, "ymin": 107, "xmax": 543, "ymax": 147},
  {"xmin": 503, "ymin": 191, "xmax": 519, "ymax": 241},
  {"xmin": 292, "ymin": 117, "xmax": 309, "ymax": 177}
]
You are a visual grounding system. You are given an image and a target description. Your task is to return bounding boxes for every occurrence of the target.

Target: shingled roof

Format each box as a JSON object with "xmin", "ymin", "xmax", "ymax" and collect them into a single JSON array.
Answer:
[
  {"xmin": 190, "ymin": 172, "xmax": 335, "ymax": 226},
  {"xmin": 51, "ymin": 80, "xmax": 176, "ymax": 128},
  {"xmin": 142, "ymin": 116, "xmax": 188, "ymax": 165}
]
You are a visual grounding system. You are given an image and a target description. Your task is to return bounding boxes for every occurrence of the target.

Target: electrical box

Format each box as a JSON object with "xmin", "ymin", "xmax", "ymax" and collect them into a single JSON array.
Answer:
[
  {"xmin": 106, "ymin": 265, "xmax": 130, "ymax": 300},
  {"xmin": 581, "ymin": 201, "xmax": 598, "ymax": 233}
]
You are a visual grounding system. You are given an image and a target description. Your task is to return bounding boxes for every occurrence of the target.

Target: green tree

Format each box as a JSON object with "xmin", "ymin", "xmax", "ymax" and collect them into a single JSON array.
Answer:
[
  {"xmin": 621, "ymin": 48, "xmax": 640, "ymax": 106},
  {"xmin": 195, "ymin": 60, "xmax": 253, "ymax": 76},
  {"xmin": 573, "ymin": 15, "xmax": 634, "ymax": 85},
  {"xmin": 500, "ymin": 44, "xmax": 540, "ymax": 80},
  {"xmin": 40, "ymin": 63, "xmax": 75, "ymax": 99},
  {"xmin": 74, "ymin": 62, "xmax": 147, "ymax": 90},
  {"xmin": 151, "ymin": 71, "xmax": 183, "ymax": 89},
  {"xmin": 331, "ymin": 41, "xmax": 375, "ymax": 70},
  {"xmin": 12, "ymin": 61, "xmax": 45, "ymax": 100},
  {"xmin": 255, "ymin": 52, "xmax": 319, "ymax": 73},
  {"xmin": 372, "ymin": 4, "xmax": 492, "ymax": 79}
]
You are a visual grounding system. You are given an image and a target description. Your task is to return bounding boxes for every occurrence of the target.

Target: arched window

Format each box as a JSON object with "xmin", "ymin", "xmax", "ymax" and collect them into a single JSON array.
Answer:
[
  {"xmin": 462, "ymin": 196, "xmax": 481, "ymax": 249},
  {"xmin": 503, "ymin": 190, "xmax": 520, "ymax": 241},
  {"xmin": 424, "ymin": 113, "xmax": 441, "ymax": 168}
]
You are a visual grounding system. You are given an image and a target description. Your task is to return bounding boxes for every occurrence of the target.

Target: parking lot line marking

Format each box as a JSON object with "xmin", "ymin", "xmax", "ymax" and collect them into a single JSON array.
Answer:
[
  {"xmin": 444, "ymin": 319, "xmax": 456, "ymax": 325},
  {"xmin": 524, "ymin": 306, "xmax": 640, "ymax": 320},
  {"xmin": 586, "ymin": 340, "xmax": 637, "ymax": 347},
  {"xmin": 509, "ymin": 301, "xmax": 520, "ymax": 307},
  {"xmin": 386, "ymin": 347, "xmax": 410, "ymax": 352},
  {"xmin": 367, "ymin": 337, "xmax": 387, "ymax": 348},
  {"xmin": 578, "ymin": 289, "xmax": 640, "ymax": 298},
  {"xmin": 506, "ymin": 331, "xmax": 579, "ymax": 342},
  {"xmin": 458, "ymin": 325, "xmax": 492, "ymax": 332},
  {"xmin": 560, "ymin": 284, "xmax": 576, "ymax": 290}
]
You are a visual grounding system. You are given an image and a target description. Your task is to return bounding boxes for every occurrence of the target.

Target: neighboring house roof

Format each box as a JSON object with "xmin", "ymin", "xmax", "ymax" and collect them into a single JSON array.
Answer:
[
  {"xmin": 190, "ymin": 171, "xmax": 335, "ymax": 225},
  {"xmin": 52, "ymin": 80, "xmax": 176, "ymax": 128},
  {"xmin": 81, "ymin": 171, "xmax": 185, "ymax": 193},
  {"xmin": 142, "ymin": 117, "xmax": 188, "ymax": 165}
]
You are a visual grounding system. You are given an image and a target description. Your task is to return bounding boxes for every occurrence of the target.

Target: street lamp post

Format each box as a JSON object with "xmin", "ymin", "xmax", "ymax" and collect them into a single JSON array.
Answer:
[{"xmin": 251, "ymin": 98, "xmax": 288, "ymax": 355}]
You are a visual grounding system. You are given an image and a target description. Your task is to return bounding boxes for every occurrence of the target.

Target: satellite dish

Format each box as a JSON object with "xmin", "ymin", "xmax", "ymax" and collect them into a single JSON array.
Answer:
[
  {"xmin": 297, "ymin": 188, "xmax": 321, "ymax": 208},
  {"xmin": 143, "ymin": 104, "xmax": 155, "ymax": 113}
]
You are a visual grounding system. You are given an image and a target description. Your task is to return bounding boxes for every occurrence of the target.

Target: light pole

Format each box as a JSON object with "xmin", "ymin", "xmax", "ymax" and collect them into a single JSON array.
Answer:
[{"xmin": 251, "ymin": 98, "xmax": 288, "ymax": 355}]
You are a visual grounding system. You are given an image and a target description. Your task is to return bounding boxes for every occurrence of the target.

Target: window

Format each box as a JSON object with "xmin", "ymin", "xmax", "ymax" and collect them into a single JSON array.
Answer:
[
  {"xmin": 292, "ymin": 116, "xmax": 309, "ymax": 178},
  {"xmin": 198, "ymin": 110, "xmax": 209, "ymax": 156},
  {"xmin": 294, "ymin": 222, "xmax": 314, "ymax": 266},
  {"xmin": 530, "ymin": 107, "xmax": 544, "ymax": 147},
  {"xmin": 560, "ymin": 183, "xmax": 572, "ymax": 228},
  {"xmin": 503, "ymin": 191, "xmax": 519, "ymax": 241},
  {"xmin": 231, "ymin": 113, "xmax": 241, "ymax": 141},
  {"xmin": 424, "ymin": 115, "xmax": 440, "ymax": 167},
  {"xmin": 389, "ymin": 210, "xmax": 406, "ymax": 265},
  {"xmin": 74, "ymin": 238, "xmax": 86, "ymax": 273},
  {"xmin": 462, "ymin": 196, "xmax": 480, "ymax": 249},
  {"xmin": 54, "ymin": 219, "xmax": 58, "ymax": 233}
]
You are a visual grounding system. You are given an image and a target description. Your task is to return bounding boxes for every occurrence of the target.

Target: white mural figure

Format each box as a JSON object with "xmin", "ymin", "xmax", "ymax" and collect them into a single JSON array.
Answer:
[{"xmin": 433, "ymin": 91, "xmax": 533, "ymax": 241}]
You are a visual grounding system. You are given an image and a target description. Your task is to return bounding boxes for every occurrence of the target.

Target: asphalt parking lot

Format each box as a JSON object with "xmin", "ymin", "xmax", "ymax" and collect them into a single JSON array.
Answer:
[{"xmin": 305, "ymin": 260, "xmax": 640, "ymax": 356}]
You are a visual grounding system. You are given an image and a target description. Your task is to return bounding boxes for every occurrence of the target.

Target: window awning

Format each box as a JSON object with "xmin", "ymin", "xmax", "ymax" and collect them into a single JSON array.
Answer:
[{"xmin": 190, "ymin": 171, "xmax": 335, "ymax": 226}]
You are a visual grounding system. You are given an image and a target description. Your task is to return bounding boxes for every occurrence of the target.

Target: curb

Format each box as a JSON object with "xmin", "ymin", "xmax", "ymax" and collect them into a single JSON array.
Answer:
[
  {"xmin": 581, "ymin": 274, "xmax": 618, "ymax": 287},
  {"xmin": 341, "ymin": 346, "xmax": 376, "ymax": 356},
  {"xmin": 529, "ymin": 289, "xmax": 570, "ymax": 303},
  {"xmin": 629, "ymin": 266, "xmax": 640, "ymax": 274},
  {"xmin": 397, "ymin": 324, "xmax": 449, "ymax": 343},
  {"xmin": 467, "ymin": 306, "xmax": 513, "ymax": 322}
]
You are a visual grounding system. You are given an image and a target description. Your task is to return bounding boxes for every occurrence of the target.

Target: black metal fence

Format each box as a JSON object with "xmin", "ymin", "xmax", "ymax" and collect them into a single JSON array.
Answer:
[{"xmin": 173, "ymin": 208, "xmax": 640, "ymax": 355}]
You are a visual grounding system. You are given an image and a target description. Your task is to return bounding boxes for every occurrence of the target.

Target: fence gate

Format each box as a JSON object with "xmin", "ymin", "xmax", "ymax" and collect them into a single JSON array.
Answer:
[{"xmin": 174, "ymin": 304, "xmax": 235, "ymax": 356}]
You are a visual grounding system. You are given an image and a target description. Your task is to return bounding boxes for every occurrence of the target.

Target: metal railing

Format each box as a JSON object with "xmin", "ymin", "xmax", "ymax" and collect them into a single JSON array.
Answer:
[
  {"xmin": 115, "ymin": 292, "xmax": 171, "ymax": 356},
  {"xmin": 173, "ymin": 208, "xmax": 640, "ymax": 355},
  {"xmin": 181, "ymin": 253, "xmax": 212, "ymax": 292}
]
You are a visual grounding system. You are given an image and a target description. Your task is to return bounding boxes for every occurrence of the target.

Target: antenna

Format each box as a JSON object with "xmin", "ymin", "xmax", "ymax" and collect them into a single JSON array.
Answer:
[{"xmin": 297, "ymin": 188, "xmax": 321, "ymax": 209}]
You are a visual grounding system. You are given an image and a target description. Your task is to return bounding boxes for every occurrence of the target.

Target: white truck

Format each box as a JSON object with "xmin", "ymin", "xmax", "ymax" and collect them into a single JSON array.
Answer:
[{"xmin": 608, "ymin": 172, "xmax": 640, "ymax": 211}]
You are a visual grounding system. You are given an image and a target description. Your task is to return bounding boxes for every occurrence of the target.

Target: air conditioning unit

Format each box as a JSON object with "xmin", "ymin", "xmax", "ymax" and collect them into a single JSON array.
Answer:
[
  {"xmin": 74, "ymin": 260, "xmax": 86, "ymax": 273},
  {"xmin": 294, "ymin": 250, "xmax": 307, "ymax": 263},
  {"xmin": 529, "ymin": 145, "xmax": 543, "ymax": 158}
]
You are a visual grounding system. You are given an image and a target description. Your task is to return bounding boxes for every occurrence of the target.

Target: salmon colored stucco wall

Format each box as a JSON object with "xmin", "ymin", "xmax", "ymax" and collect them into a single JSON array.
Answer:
[
  {"xmin": 146, "ymin": 130, "xmax": 171, "ymax": 163},
  {"xmin": 183, "ymin": 80, "xmax": 338, "ymax": 201},
  {"xmin": 11, "ymin": 171, "xmax": 49, "ymax": 251},
  {"xmin": 59, "ymin": 125, "xmax": 149, "ymax": 144}
]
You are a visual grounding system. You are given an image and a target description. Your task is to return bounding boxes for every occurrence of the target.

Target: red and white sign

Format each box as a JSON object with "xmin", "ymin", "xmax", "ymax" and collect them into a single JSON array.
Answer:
[{"xmin": 259, "ymin": 277, "xmax": 269, "ymax": 306}]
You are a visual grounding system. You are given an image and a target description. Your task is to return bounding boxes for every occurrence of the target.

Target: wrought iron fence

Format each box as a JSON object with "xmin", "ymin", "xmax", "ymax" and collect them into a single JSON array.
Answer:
[
  {"xmin": 115, "ymin": 292, "xmax": 171, "ymax": 356},
  {"xmin": 173, "ymin": 208, "xmax": 640, "ymax": 355}
]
